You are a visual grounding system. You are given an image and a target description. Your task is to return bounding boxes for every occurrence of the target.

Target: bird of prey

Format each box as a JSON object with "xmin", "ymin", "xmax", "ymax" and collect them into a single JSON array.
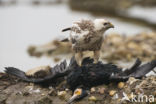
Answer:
[{"xmin": 62, "ymin": 19, "xmax": 114, "ymax": 66}]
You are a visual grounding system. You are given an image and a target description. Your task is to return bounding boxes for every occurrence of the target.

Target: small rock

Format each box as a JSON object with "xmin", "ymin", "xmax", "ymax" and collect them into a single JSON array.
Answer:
[
  {"xmin": 54, "ymin": 57, "xmax": 61, "ymax": 62},
  {"xmin": 29, "ymin": 87, "xmax": 33, "ymax": 92},
  {"xmin": 29, "ymin": 83, "xmax": 34, "ymax": 86},
  {"xmin": 25, "ymin": 85, "xmax": 34, "ymax": 93},
  {"xmin": 112, "ymin": 93, "xmax": 119, "ymax": 99},
  {"xmin": 41, "ymin": 93, "xmax": 45, "ymax": 96},
  {"xmin": 118, "ymin": 82, "xmax": 125, "ymax": 89},
  {"xmin": 90, "ymin": 87, "xmax": 96, "ymax": 93},
  {"xmin": 127, "ymin": 77, "xmax": 138, "ymax": 85},
  {"xmin": 33, "ymin": 89, "xmax": 40, "ymax": 93},
  {"xmin": 25, "ymin": 85, "xmax": 33, "ymax": 90},
  {"xmin": 98, "ymin": 88, "xmax": 105, "ymax": 94},
  {"xmin": 154, "ymin": 91, "xmax": 156, "ymax": 96},
  {"xmin": 65, "ymin": 88, "xmax": 69, "ymax": 91},
  {"xmin": 109, "ymin": 90, "xmax": 116, "ymax": 96},
  {"xmin": 49, "ymin": 86, "xmax": 53, "ymax": 90},
  {"xmin": 57, "ymin": 91, "xmax": 67, "ymax": 97},
  {"xmin": 23, "ymin": 92, "xmax": 30, "ymax": 96},
  {"xmin": 16, "ymin": 91, "xmax": 22, "ymax": 95},
  {"xmin": 38, "ymin": 97, "xmax": 53, "ymax": 104},
  {"xmin": 48, "ymin": 89, "xmax": 57, "ymax": 96},
  {"xmin": 88, "ymin": 96, "xmax": 97, "ymax": 101}
]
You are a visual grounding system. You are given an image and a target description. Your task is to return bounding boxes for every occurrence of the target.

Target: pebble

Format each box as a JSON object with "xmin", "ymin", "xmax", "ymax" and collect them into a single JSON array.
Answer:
[
  {"xmin": 16, "ymin": 91, "xmax": 22, "ymax": 95},
  {"xmin": 109, "ymin": 90, "xmax": 116, "ymax": 96},
  {"xmin": 127, "ymin": 77, "xmax": 138, "ymax": 85},
  {"xmin": 154, "ymin": 91, "xmax": 156, "ymax": 96},
  {"xmin": 90, "ymin": 87, "xmax": 96, "ymax": 93},
  {"xmin": 23, "ymin": 92, "xmax": 30, "ymax": 96},
  {"xmin": 118, "ymin": 82, "xmax": 125, "ymax": 89},
  {"xmin": 25, "ymin": 85, "xmax": 33, "ymax": 90},
  {"xmin": 98, "ymin": 88, "xmax": 105, "ymax": 94},
  {"xmin": 88, "ymin": 96, "xmax": 97, "ymax": 101},
  {"xmin": 41, "ymin": 93, "xmax": 45, "ymax": 96},
  {"xmin": 49, "ymin": 86, "xmax": 53, "ymax": 90},
  {"xmin": 65, "ymin": 88, "xmax": 69, "ymax": 91},
  {"xmin": 29, "ymin": 83, "xmax": 34, "ymax": 86},
  {"xmin": 112, "ymin": 93, "xmax": 119, "ymax": 99},
  {"xmin": 54, "ymin": 57, "xmax": 61, "ymax": 62},
  {"xmin": 33, "ymin": 89, "xmax": 40, "ymax": 93},
  {"xmin": 48, "ymin": 89, "xmax": 57, "ymax": 96},
  {"xmin": 57, "ymin": 91, "xmax": 67, "ymax": 97}
]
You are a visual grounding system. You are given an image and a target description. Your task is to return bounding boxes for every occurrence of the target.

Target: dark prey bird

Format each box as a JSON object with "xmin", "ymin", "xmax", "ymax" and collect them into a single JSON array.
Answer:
[
  {"xmin": 66, "ymin": 58, "xmax": 156, "ymax": 103},
  {"xmin": 4, "ymin": 57, "xmax": 156, "ymax": 103}
]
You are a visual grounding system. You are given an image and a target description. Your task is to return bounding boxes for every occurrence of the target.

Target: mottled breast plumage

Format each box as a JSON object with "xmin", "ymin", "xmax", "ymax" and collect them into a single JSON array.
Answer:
[{"xmin": 70, "ymin": 19, "xmax": 103, "ymax": 52}]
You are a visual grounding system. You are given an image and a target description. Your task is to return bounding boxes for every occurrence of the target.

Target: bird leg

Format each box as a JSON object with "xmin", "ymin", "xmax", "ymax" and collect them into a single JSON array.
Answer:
[
  {"xmin": 75, "ymin": 52, "xmax": 83, "ymax": 66},
  {"xmin": 93, "ymin": 50, "xmax": 100, "ymax": 63}
]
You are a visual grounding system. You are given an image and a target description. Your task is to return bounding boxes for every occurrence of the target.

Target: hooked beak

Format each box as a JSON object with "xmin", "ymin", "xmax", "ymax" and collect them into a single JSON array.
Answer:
[
  {"xmin": 109, "ymin": 23, "xmax": 114, "ymax": 28},
  {"xmin": 67, "ymin": 94, "xmax": 79, "ymax": 104}
]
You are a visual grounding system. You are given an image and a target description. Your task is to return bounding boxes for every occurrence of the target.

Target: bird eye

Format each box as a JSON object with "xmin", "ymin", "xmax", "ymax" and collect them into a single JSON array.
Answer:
[{"xmin": 104, "ymin": 23, "xmax": 108, "ymax": 25}]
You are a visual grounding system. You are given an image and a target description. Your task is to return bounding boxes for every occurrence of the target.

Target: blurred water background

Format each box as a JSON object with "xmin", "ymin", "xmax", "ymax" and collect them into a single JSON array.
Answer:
[{"xmin": 0, "ymin": 0, "xmax": 156, "ymax": 71}]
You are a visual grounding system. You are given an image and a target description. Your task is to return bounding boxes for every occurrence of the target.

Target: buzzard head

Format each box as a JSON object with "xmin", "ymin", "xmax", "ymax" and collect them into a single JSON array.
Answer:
[{"xmin": 94, "ymin": 19, "xmax": 114, "ymax": 31}]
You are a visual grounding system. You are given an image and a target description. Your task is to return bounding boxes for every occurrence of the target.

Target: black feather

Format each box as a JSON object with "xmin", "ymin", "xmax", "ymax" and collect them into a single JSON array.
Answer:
[
  {"xmin": 130, "ymin": 60, "xmax": 156, "ymax": 78},
  {"xmin": 4, "ymin": 67, "xmax": 28, "ymax": 80},
  {"xmin": 62, "ymin": 28, "xmax": 71, "ymax": 32},
  {"xmin": 122, "ymin": 58, "xmax": 142, "ymax": 76},
  {"xmin": 4, "ymin": 60, "xmax": 69, "ymax": 83}
]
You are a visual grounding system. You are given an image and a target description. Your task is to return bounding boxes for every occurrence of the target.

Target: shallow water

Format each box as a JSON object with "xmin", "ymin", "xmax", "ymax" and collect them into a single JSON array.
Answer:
[
  {"xmin": 0, "ymin": 2, "xmax": 154, "ymax": 72},
  {"xmin": 127, "ymin": 6, "xmax": 156, "ymax": 24}
]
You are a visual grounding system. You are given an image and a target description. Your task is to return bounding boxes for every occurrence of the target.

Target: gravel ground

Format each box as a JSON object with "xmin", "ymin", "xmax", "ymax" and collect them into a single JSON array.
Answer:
[{"xmin": 0, "ymin": 73, "xmax": 155, "ymax": 104}]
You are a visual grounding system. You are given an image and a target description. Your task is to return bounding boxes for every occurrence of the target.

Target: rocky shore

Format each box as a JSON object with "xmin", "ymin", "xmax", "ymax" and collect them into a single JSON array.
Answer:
[
  {"xmin": 0, "ymin": 73, "xmax": 155, "ymax": 104},
  {"xmin": 28, "ymin": 32, "xmax": 156, "ymax": 63}
]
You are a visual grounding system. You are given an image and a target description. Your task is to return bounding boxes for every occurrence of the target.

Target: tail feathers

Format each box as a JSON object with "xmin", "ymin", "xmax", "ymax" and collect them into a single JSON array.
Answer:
[
  {"xmin": 130, "ymin": 60, "xmax": 156, "ymax": 78},
  {"xmin": 4, "ymin": 67, "xmax": 28, "ymax": 80},
  {"xmin": 123, "ymin": 58, "xmax": 142, "ymax": 75},
  {"xmin": 62, "ymin": 28, "xmax": 71, "ymax": 32},
  {"xmin": 111, "ymin": 60, "xmax": 156, "ymax": 81}
]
